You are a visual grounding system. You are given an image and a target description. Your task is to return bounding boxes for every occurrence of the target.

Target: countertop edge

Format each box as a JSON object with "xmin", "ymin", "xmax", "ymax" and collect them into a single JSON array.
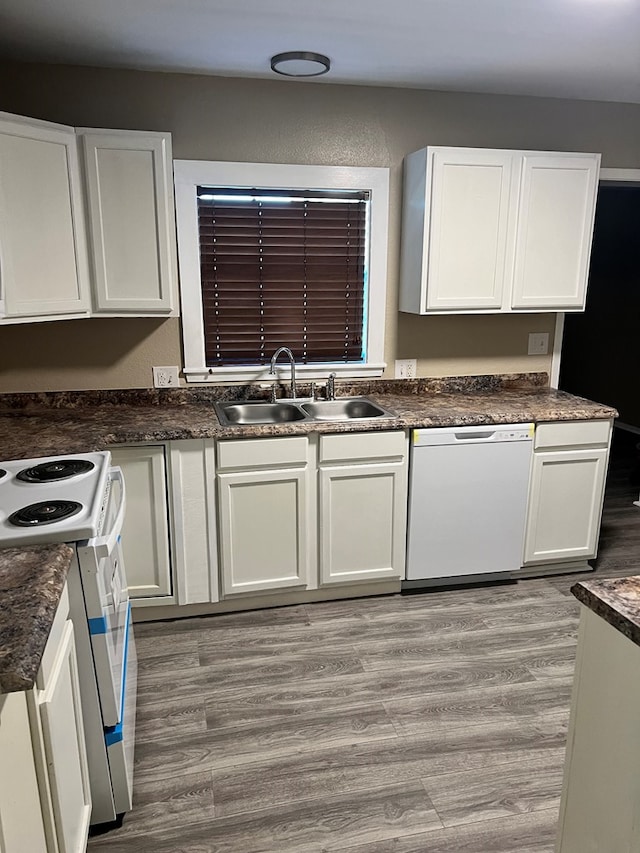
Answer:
[
  {"xmin": 0, "ymin": 544, "xmax": 74, "ymax": 694},
  {"xmin": 572, "ymin": 578, "xmax": 640, "ymax": 647}
]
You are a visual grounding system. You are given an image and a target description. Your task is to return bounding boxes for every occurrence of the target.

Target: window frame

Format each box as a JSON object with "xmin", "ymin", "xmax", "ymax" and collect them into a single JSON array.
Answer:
[{"xmin": 174, "ymin": 160, "xmax": 390, "ymax": 383}]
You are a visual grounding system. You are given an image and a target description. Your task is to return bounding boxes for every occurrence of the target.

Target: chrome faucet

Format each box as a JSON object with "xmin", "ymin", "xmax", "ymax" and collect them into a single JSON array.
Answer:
[
  {"xmin": 327, "ymin": 372, "xmax": 337, "ymax": 401},
  {"xmin": 269, "ymin": 347, "xmax": 297, "ymax": 400}
]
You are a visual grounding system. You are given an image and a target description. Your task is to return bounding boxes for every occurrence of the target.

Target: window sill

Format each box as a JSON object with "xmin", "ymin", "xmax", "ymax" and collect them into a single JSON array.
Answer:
[{"xmin": 183, "ymin": 363, "xmax": 386, "ymax": 383}]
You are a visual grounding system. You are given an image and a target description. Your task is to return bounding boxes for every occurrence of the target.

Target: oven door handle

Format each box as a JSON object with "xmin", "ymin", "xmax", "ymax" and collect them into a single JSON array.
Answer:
[{"xmin": 88, "ymin": 466, "xmax": 126, "ymax": 559}]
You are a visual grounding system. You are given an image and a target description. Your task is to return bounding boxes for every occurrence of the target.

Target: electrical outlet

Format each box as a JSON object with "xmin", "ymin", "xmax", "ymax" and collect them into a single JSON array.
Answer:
[
  {"xmin": 152, "ymin": 366, "xmax": 181, "ymax": 388},
  {"xmin": 528, "ymin": 333, "xmax": 550, "ymax": 356},
  {"xmin": 395, "ymin": 359, "xmax": 417, "ymax": 379}
]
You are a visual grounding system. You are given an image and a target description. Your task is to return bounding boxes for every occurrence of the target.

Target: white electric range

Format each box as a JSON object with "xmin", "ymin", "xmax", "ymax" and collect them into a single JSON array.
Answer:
[{"xmin": 0, "ymin": 451, "xmax": 137, "ymax": 827}]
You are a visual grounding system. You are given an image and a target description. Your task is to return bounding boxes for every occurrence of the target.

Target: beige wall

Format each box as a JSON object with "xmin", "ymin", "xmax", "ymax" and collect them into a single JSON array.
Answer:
[{"xmin": 1, "ymin": 61, "xmax": 639, "ymax": 392}]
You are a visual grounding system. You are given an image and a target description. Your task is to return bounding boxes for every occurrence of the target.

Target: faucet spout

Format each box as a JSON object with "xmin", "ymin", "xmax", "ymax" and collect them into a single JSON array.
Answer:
[{"xmin": 269, "ymin": 347, "xmax": 297, "ymax": 400}]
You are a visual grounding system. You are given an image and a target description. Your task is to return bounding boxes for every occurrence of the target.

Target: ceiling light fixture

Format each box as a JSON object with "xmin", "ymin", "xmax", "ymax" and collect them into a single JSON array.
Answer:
[{"xmin": 270, "ymin": 51, "xmax": 331, "ymax": 78}]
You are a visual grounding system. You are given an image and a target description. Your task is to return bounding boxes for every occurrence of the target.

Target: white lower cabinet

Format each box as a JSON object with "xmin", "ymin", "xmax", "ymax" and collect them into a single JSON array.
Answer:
[
  {"xmin": 556, "ymin": 607, "xmax": 640, "ymax": 853},
  {"xmin": 523, "ymin": 420, "xmax": 612, "ymax": 568},
  {"xmin": 35, "ymin": 620, "xmax": 92, "ymax": 853},
  {"xmin": 110, "ymin": 445, "xmax": 173, "ymax": 604},
  {"xmin": 215, "ymin": 432, "xmax": 409, "ymax": 597},
  {"xmin": 0, "ymin": 585, "xmax": 91, "ymax": 853},
  {"xmin": 216, "ymin": 436, "xmax": 312, "ymax": 596},
  {"xmin": 318, "ymin": 432, "xmax": 408, "ymax": 585}
]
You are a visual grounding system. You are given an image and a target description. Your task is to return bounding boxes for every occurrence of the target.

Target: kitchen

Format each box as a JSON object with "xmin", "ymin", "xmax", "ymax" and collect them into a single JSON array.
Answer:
[{"xmin": 1, "ymin": 2, "xmax": 640, "ymax": 850}]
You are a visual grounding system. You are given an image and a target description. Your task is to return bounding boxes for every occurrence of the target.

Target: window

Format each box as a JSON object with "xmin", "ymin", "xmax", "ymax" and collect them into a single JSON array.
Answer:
[{"xmin": 174, "ymin": 161, "xmax": 389, "ymax": 382}]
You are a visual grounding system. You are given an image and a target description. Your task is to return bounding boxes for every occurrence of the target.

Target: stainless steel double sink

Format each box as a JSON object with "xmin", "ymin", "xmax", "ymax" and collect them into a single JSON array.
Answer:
[{"xmin": 214, "ymin": 397, "xmax": 396, "ymax": 426}]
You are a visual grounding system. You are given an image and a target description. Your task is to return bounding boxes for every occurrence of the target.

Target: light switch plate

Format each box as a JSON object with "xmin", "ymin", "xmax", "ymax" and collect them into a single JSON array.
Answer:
[{"xmin": 528, "ymin": 333, "xmax": 549, "ymax": 356}]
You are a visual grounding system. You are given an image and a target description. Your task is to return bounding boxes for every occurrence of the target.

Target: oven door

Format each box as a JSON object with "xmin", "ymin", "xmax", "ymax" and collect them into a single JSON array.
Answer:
[{"xmin": 76, "ymin": 467, "xmax": 130, "ymax": 727}]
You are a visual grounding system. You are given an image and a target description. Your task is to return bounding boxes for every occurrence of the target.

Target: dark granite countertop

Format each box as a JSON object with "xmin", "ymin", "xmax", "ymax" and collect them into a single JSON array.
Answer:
[
  {"xmin": 572, "ymin": 577, "xmax": 640, "ymax": 647},
  {"xmin": 0, "ymin": 373, "xmax": 617, "ymax": 460},
  {"xmin": 0, "ymin": 374, "xmax": 616, "ymax": 688},
  {"xmin": 0, "ymin": 544, "xmax": 74, "ymax": 693}
]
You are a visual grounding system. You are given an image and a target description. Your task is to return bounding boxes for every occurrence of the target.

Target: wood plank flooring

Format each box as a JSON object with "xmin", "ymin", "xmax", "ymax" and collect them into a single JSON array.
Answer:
[{"xmin": 88, "ymin": 430, "xmax": 640, "ymax": 852}]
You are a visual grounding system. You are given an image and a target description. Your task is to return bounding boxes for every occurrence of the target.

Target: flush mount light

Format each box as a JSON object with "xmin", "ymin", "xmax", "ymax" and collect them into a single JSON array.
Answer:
[{"xmin": 270, "ymin": 51, "xmax": 331, "ymax": 78}]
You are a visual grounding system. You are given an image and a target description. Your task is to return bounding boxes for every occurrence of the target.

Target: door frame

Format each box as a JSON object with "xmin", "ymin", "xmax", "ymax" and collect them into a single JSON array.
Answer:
[{"xmin": 550, "ymin": 168, "xmax": 640, "ymax": 388}]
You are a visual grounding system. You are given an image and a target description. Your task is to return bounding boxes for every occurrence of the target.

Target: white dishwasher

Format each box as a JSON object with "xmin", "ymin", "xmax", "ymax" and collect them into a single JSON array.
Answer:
[{"xmin": 404, "ymin": 423, "xmax": 533, "ymax": 589}]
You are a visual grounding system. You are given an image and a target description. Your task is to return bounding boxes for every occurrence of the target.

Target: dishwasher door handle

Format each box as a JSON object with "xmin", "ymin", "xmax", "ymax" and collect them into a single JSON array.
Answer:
[{"xmin": 454, "ymin": 431, "xmax": 497, "ymax": 441}]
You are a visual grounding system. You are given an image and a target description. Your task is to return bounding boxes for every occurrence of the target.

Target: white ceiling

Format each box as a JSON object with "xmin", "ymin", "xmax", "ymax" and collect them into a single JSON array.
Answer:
[{"xmin": 1, "ymin": 0, "xmax": 639, "ymax": 104}]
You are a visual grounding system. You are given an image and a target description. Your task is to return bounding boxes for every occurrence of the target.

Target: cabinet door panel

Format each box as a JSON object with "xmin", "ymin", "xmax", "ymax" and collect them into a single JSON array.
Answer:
[
  {"xmin": 511, "ymin": 154, "xmax": 599, "ymax": 309},
  {"xmin": 110, "ymin": 445, "xmax": 172, "ymax": 600},
  {"xmin": 426, "ymin": 149, "xmax": 514, "ymax": 310},
  {"xmin": 38, "ymin": 620, "xmax": 91, "ymax": 853},
  {"xmin": 0, "ymin": 692, "xmax": 48, "ymax": 853},
  {"xmin": 81, "ymin": 130, "xmax": 177, "ymax": 314},
  {"xmin": 0, "ymin": 121, "xmax": 89, "ymax": 318},
  {"xmin": 524, "ymin": 447, "xmax": 608, "ymax": 564},
  {"xmin": 319, "ymin": 462, "xmax": 407, "ymax": 584},
  {"xmin": 218, "ymin": 468, "xmax": 310, "ymax": 595}
]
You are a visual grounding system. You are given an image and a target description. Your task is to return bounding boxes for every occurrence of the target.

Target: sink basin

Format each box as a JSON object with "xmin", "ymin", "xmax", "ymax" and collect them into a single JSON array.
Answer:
[
  {"xmin": 215, "ymin": 396, "xmax": 395, "ymax": 426},
  {"xmin": 216, "ymin": 402, "xmax": 307, "ymax": 426},
  {"xmin": 301, "ymin": 398, "xmax": 391, "ymax": 421}
]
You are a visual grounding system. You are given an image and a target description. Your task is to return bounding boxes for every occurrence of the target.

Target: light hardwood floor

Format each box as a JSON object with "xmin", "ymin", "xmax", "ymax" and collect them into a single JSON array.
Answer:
[{"xmin": 88, "ymin": 431, "xmax": 640, "ymax": 852}]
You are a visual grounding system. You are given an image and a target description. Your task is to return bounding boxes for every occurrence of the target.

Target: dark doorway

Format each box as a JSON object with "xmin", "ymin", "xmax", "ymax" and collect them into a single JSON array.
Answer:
[{"xmin": 559, "ymin": 183, "xmax": 640, "ymax": 427}]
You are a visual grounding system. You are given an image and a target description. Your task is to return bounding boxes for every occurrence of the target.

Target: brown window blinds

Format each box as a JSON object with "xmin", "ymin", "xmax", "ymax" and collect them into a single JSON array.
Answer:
[{"xmin": 197, "ymin": 187, "xmax": 368, "ymax": 366}]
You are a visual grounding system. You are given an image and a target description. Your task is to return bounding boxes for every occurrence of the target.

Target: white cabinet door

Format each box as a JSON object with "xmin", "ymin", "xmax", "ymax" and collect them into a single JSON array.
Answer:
[
  {"xmin": 511, "ymin": 153, "xmax": 599, "ymax": 310},
  {"xmin": 400, "ymin": 146, "xmax": 600, "ymax": 315},
  {"xmin": 218, "ymin": 467, "xmax": 311, "ymax": 595},
  {"xmin": 37, "ymin": 620, "xmax": 92, "ymax": 853},
  {"xmin": 425, "ymin": 148, "xmax": 515, "ymax": 310},
  {"xmin": 523, "ymin": 447, "xmax": 608, "ymax": 564},
  {"xmin": 0, "ymin": 113, "xmax": 90, "ymax": 320},
  {"xmin": 110, "ymin": 445, "xmax": 173, "ymax": 602},
  {"xmin": 79, "ymin": 129, "xmax": 178, "ymax": 315},
  {"xmin": 0, "ymin": 692, "xmax": 49, "ymax": 853},
  {"xmin": 319, "ymin": 460, "xmax": 407, "ymax": 585}
]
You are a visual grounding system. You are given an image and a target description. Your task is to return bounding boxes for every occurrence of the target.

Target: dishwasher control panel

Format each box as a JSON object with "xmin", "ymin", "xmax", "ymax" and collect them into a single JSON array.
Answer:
[{"xmin": 412, "ymin": 423, "xmax": 534, "ymax": 447}]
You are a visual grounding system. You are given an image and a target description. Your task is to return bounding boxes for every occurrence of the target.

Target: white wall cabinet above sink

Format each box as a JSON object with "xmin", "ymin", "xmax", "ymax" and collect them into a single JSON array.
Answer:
[
  {"xmin": 399, "ymin": 146, "xmax": 600, "ymax": 315},
  {"xmin": 0, "ymin": 111, "xmax": 179, "ymax": 324}
]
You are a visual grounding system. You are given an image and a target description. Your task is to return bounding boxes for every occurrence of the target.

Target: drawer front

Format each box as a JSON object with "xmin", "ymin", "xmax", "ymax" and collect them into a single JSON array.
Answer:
[
  {"xmin": 217, "ymin": 436, "xmax": 308, "ymax": 470},
  {"xmin": 535, "ymin": 420, "xmax": 611, "ymax": 450},
  {"xmin": 320, "ymin": 431, "xmax": 407, "ymax": 464}
]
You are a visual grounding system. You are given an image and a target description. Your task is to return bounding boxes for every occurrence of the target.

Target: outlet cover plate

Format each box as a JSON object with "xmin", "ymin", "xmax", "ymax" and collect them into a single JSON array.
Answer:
[
  {"xmin": 153, "ymin": 366, "xmax": 181, "ymax": 388},
  {"xmin": 395, "ymin": 359, "xmax": 417, "ymax": 379},
  {"xmin": 528, "ymin": 333, "xmax": 549, "ymax": 356}
]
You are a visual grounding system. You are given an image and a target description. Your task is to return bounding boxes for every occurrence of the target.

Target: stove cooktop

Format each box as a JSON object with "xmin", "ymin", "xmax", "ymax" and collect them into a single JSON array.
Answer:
[{"xmin": 0, "ymin": 451, "xmax": 112, "ymax": 548}]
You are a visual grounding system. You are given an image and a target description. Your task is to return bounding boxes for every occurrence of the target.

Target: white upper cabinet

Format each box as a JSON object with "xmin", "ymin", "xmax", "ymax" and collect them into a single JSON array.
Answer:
[
  {"xmin": 511, "ymin": 153, "xmax": 600, "ymax": 310},
  {"xmin": 400, "ymin": 146, "xmax": 600, "ymax": 315},
  {"xmin": 0, "ymin": 112, "xmax": 179, "ymax": 324},
  {"xmin": 78, "ymin": 129, "xmax": 178, "ymax": 316},
  {"xmin": 0, "ymin": 112, "xmax": 91, "ymax": 322}
]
